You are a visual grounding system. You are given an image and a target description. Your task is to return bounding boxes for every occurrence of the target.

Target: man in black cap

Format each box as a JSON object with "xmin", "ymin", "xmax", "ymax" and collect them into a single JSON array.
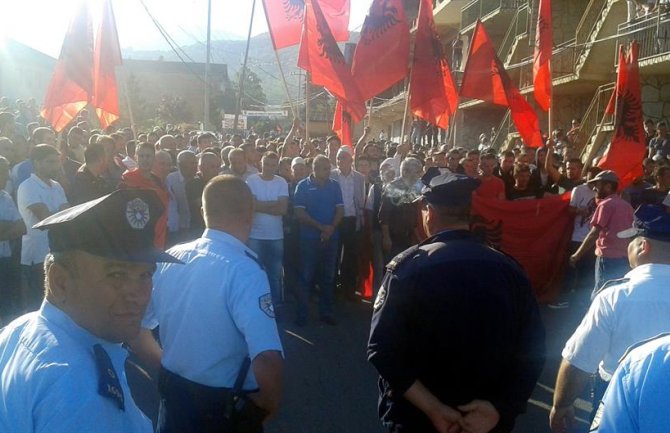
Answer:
[
  {"xmin": 368, "ymin": 169, "xmax": 546, "ymax": 433},
  {"xmin": 550, "ymin": 204, "xmax": 670, "ymax": 433},
  {"xmin": 0, "ymin": 189, "xmax": 179, "ymax": 433}
]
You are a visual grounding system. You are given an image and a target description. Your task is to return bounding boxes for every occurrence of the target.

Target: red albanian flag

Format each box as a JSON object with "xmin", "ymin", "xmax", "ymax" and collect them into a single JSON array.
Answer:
[
  {"xmin": 41, "ymin": 0, "xmax": 94, "ymax": 132},
  {"xmin": 352, "ymin": 0, "xmax": 410, "ymax": 101},
  {"xmin": 471, "ymin": 194, "xmax": 572, "ymax": 302},
  {"xmin": 460, "ymin": 21, "xmax": 542, "ymax": 147},
  {"xmin": 92, "ymin": 0, "xmax": 123, "ymax": 129},
  {"xmin": 533, "ymin": 0, "xmax": 552, "ymax": 111},
  {"xmin": 298, "ymin": 0, "xmax": 365, "ymax": 121},
  {"xmin": 262, "ymin": 0, "xmax": 350, "ymax": 50},
  {"xmin": 598, "ymin": 42, "xmax": 646, "ymax": 190},
  {"xmin": 410, "ymin": 0, "xmax": 458, "ymax": 129}
]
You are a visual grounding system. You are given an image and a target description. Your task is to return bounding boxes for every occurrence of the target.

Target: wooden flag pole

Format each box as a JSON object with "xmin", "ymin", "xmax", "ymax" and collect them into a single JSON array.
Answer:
[
  {"xmin": 305, "ymin": 73, "xmax": 311, "ymax": 143},
  {"xmin": 399, "ymin": 78, "xmax": 412, "ymax": 145},
  {"xmin": 121, "ymin": 67, "xmax": 137, "ymax": 137},
  {"xmin": 274, "ymin": 49, "xmax": 299, "ymax": 121},
  {"xmin": 367, "ymin": 98, "xmax": 373, "ymax": 129},
  {"xmin": 234, "ymin": 0, "xmax": 257, "ymax": 135},
  {"xmin": 260, "ymin": 0, "xmax": 299, "ymax": 121}
]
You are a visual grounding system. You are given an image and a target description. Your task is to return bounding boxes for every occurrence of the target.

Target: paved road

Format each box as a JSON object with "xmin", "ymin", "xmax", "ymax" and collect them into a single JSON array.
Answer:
[{"xmin": 128, "ymin": 298, "xmax": 596, "ymax": 433}]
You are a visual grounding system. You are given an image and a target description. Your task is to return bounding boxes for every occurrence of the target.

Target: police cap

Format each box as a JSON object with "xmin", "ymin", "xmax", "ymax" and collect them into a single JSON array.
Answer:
[
  {"xmin": 33, "ymin": 189, "xmax": 181, "ymax": 263},
  {"xmin": 617, "ymin": 204, "xmax": 670, "ymax": 242},
  {"xmin": 418, "ymin": 167, "xmax": 481, "ymax": 207}
]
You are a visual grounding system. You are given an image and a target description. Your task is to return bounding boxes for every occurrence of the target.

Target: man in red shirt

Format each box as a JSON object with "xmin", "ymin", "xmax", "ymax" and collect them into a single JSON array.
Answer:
[
  {"xmin": 475, "ymin": 153, "xmax": 505, "ymax": 199},
  {"xmin": 569, "ymin": 170, "xmax": 634, "ymax": 299},
  {"xmin": 119, "ymin": 142, "xmax": 169, "ymax": 248}
]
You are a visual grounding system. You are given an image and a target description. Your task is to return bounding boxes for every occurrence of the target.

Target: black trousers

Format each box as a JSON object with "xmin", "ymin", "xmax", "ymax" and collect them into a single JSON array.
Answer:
[
  {"xmin": 337, "ymin": 217, "xmax": 359, "ymax": 296},
  {"xmin": 157, "ymin": 367, "xmax": 265, "ymax": 433}
]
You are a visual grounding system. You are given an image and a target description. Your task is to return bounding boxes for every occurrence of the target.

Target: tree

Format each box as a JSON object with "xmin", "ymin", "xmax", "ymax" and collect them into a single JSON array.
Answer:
[
  {"xmin": 231, "ymin": 69, "xmax": 267, "ymax": 112},
  {"xmin": 157, "ymin": 94, "xmax": 193, "ymax": 125}
]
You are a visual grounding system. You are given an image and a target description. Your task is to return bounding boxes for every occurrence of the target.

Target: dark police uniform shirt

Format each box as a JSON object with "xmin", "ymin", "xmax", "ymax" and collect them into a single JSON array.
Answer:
[{"xmin": 368, "ymin": 230, "xmax": 546, "ymax": 433}]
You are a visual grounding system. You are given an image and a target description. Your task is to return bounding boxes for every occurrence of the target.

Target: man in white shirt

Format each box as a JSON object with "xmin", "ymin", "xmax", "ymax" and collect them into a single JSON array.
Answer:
[
  {"xmin": 331, "ymin": 147, "xmax": 365, "ymax": 301},
  {"xmin": 17, "ymin": 144, "xmax": 69, "ymax": 311},
  {"xmin": 246, "ymin": 152, "xmax": 289, "ymax": 306}
]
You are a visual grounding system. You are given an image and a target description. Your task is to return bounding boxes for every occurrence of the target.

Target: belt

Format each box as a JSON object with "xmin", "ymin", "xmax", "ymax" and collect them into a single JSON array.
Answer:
[{"xmin": 159, "ymin": 366, "xmax": 234, "ymax": 400}]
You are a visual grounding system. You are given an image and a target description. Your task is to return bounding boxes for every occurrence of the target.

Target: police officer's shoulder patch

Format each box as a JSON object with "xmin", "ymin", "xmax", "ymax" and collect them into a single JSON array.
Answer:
[
  {"xmin": 594, "ymin": 277, "xmax": 630, "ymax": 297},
  {"xmin": 258, "ymin": 293, "xmax": 275, "ymax": 318},
  {"xmin": 373, "ymin": 285, "xmax": 387, "ymax": 311}
]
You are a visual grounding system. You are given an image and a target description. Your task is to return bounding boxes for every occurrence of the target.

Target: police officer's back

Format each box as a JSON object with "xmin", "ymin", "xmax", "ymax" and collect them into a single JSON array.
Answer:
[{"xmin": 368, "ymin": 171, "xmax": 546, "ymax": 433}]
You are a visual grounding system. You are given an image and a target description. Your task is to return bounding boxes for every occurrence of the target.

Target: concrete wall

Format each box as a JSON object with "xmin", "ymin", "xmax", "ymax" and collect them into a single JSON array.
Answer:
[{"xmin": 641, "ymin": 75, "xmax": 670, "ymax": 123}]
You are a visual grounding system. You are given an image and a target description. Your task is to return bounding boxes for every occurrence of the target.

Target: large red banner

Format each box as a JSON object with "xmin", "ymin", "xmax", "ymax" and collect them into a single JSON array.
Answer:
[{"xmin": 471, "ymin": 195, "xmax": 572, "ymax": 302}]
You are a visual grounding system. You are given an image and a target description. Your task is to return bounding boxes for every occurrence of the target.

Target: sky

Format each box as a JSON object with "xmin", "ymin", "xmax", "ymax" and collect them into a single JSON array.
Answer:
[{"xmin": 0, "ymin": 0, "xmax": 371, "ymax": 58}]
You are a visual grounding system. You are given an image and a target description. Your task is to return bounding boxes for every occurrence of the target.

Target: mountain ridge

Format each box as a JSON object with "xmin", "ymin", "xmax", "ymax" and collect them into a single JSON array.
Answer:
[{"xmin": 121, "ymin": 31, "xmax": 360, "ymax": 106}]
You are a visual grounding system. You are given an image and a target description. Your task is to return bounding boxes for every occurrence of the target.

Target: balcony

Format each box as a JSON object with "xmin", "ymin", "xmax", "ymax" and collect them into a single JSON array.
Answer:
[
  {"xmin": 615, "ymin": 9, "xmax": 670, "ymax": 71},
  {"xmin": 514, "ymin": 38, "xmax": 579, "ymax": 91},
  {"xmin": 461, "ymin": 0, "xmax": 524, "ymax": 33}
]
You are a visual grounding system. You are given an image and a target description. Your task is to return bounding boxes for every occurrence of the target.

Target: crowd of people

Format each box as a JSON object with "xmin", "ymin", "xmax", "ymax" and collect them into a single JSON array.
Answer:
[{"xmin": 2, "ymin": 92, "xmax": 670, "ymax": 431}]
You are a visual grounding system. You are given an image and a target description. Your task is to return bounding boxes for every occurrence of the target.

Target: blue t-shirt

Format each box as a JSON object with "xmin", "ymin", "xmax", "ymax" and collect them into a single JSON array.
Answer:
[{"xmin": 293, "ymin": 176, "xmax": 344, "ymax": 241}]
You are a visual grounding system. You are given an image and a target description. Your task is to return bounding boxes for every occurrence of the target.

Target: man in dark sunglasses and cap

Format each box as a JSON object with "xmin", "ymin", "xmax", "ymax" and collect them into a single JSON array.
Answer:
[{"xmin": 368, "ymin": 168, "xmax": 546, "ymax": 433}]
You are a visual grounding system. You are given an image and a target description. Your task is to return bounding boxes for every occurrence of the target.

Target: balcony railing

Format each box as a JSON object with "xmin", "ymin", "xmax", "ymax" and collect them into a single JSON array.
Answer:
[
  {"xmin": 461, "ymin": 0, "xmax": 523, "ymax": 30},
  {"xmin": 616, "ymin": 10, "xmax": 670, "ymax": 63},
  {"xmin": 515, "ymin": 38, "xmax": 577, "ymax": 90},
  {"xmin": 498, "ymin": 5, "xmax": 530, "ymax": 63},
  {"xmin": 578, "ymin": 83, "xmax": 615, "ymax": 158}
]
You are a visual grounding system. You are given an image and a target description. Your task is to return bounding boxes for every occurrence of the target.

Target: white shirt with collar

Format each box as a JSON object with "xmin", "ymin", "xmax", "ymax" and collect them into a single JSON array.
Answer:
[
  {"xmin": 331, "ymin": 168, "xmax": 365, "ymax": 224},
  {"xmin": 17, "ymin": 174, "xmax": 68, "ymax": 265},
  {"xmin": 562, "ymin": 263, "xmax": 670, "ymax": 381},
  {"xmin": 143, "ymin": 229, "xmax": 283, "ymax": 389}
]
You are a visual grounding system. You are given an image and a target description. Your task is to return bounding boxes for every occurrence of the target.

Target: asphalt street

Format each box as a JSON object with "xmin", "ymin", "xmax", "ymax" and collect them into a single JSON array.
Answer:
[{"xmin": 127, "ymin": 296, "xmax": 597, "ymax": 433}]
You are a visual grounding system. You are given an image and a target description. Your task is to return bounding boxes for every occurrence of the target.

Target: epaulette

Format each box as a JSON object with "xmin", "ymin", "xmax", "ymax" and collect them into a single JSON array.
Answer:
[
  {"xmin": 593, "ymin": 277, "xmax": 630, "ymax": 297},
  {"xmin": 245, "ymin": 250, "xmax": 265, "ymax": 270},
  {"xmin": 386, "ymin": 244, "xmax": 419, "ymax": 272},
  {"xmin": 618, "ymin": 332, "xmax": 670, "ymax": 363}
]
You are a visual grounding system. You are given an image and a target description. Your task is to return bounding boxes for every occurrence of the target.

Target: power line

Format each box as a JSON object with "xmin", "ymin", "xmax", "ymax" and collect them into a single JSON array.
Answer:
[{"xmin": 137, "ymin": 0, "xmax": 208, "ymax": 85}]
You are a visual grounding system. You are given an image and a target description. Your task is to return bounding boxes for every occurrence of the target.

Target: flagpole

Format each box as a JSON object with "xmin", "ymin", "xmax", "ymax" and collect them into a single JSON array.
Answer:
[
  {"xmin": 305, "ymin": 73, "xmax": 311, "ymax": 143},
  {"xmin": 204, "ymin": 0, "xmax": 212, "ymax": 130},
  {"xmin": 260, "ymin": 1, "xmax": 299, "ymax": 121},
  {"xmin": 367, "ymin": 99, "xmax": 373, "ymax": 129},
  {"xmin": 399, "ymin": 78, "xmax": 411, "ymax": 145},
  {"xmin": 234, "ymin": 0, "xmax": 257, "ymax": 135},
  {"xmin": 121, "ymin": 67, "xmax": 137, "ymax": 136},
  {"xmin": 547, "ymin": 60, "xmax": 552, "ymax": 143}
]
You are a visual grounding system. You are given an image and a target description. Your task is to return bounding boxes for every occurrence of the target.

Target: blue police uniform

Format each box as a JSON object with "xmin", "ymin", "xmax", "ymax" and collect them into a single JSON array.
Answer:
[
  {"xmin": 0, "ymin": 189, "xmax": 178, "ymax": 433},
  {"xmin": 560, "ymin": 204, "xmax": 670, "ymax": 419},
  {"xmin": 368, "ymin": 171, "xmax": 546, "ymax": 433},
  {"xmin": 591, "ymin": 333, "xmax": 670, "ymax": 433},
  {"xmin": 0, "ymin": 303, "xmax": 152, "ymax": 433},
  {"xmin": 143, "ymin": 228, "xmax": 283, "ymax": 432}
]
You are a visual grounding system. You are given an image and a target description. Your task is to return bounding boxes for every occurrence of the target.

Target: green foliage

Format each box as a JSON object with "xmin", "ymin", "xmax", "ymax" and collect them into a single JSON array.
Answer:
[
  {"xmin": 157, "ymin": 94, "xmax": 194, "ymax": 125},
  {"xmin": 231, "ymin": 69, "xmax": 267, "ymax": 111}
]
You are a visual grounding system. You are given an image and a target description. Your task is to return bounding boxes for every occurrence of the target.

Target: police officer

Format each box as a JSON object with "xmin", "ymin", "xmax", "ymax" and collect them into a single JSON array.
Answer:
[
  {"xmin": 551, "ymin": 205, "xmax": 670, "ymax": 433},
  {"xmin": 0, "ymin": 189, "xmax": 179, "ymax": 433},
  {"xmin": 591, "ymin": 333, "xmax": 670, "ymax": 433},
  {"xmin": 132, "ymin": 175, "xmax": 284, "ymax": 433},
  {"xmin": 368, "ymin": 170, "xmax": 546, "ymax": 433}
]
